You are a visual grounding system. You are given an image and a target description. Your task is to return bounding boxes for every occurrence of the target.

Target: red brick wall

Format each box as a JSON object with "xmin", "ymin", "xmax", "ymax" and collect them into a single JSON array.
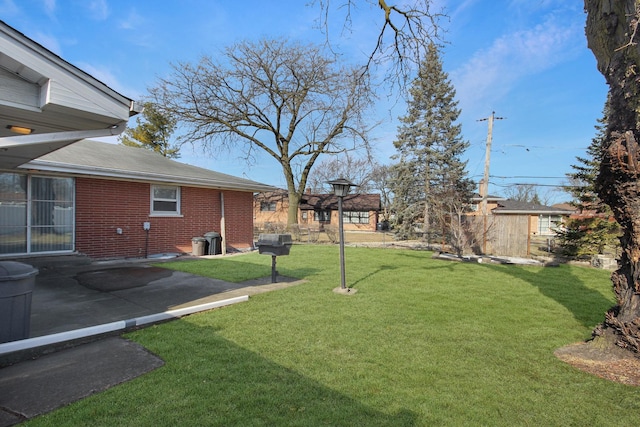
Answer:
[
  {"xmin": 75, "ymin": 177, "xmax": 255, "ymax": 258},
  {"xmin": 222, "ymin": 191, "xmax": 254, "ymax": 250}
]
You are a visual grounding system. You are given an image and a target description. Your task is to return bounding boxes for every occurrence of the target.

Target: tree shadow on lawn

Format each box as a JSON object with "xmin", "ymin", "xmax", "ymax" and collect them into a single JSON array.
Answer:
[
  {"xmin": 351, "ymin": 264, "xmax": 399, "ymax": 287},
  {"xmin": 478, "ymin": 263, "xmax": 613, "ymax": 328},
  {"xmin": 349, "ymin": 258, "xmax": 464, "ymax": 289},
  {"xmin": 120, "ymin": 323, "xmax": 419, "ymax": 426}
]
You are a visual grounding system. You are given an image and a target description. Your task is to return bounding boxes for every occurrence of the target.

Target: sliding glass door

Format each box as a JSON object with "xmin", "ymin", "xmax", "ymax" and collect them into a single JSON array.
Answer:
[{"xmin": 0, "ymin": 173, "xmax": 74, "ymax": 255}]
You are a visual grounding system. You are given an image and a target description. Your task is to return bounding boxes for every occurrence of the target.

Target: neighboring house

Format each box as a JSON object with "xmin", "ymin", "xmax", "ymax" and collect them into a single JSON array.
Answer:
[
  {"xmin": 465, "ymin": 197, "xmax": 574, "ymax": 257},
  {"xmin": 0, "ymin": 20, "xmax": 274, "ymax": 259},
  {"xmin": 254, "ymin": 189, "xmax": 289, "ymax": 226},
  {"xmin": 490, "ymin": 199, "xmax": 574, "ymax": 236},
  {"xmin": 254, "ymin": 191, "xmax": 382, "ymax": 231},
  {"xmin": 468, "ymin": 194, "xmax": 573, "ymax": 236},
  {"xmin": 469, "ymin": 192, "xmax": 507, "ymax": 214}
]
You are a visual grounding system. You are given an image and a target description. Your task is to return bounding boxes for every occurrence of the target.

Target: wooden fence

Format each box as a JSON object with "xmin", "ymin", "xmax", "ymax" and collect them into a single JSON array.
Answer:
[{"xmin": 463, "ymin": 215, "xmax": 530, "ymax": 257}]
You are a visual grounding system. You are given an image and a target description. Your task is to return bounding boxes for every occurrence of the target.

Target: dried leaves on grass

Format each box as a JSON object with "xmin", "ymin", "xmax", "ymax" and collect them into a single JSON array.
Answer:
[{"xmin": 555, "ymin": 342, "xmax": 640, "ymax": 386}]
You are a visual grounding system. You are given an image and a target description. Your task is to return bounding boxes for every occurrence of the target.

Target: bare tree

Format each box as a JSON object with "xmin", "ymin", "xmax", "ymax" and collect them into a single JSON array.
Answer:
[
  {"xmin": 306, "ymin": 154, "xmax": 377, "ymax": 193},
  {"xmin": 150, "ymin": 38, "xmax": 374, "ymax": 225},
  {"xmin": 370, "ymin": 163, "xmax": 393, "ymax": 223},
  {"xmin": 502, "ymin": 184, "xmax": 541, "ymax": 204}
]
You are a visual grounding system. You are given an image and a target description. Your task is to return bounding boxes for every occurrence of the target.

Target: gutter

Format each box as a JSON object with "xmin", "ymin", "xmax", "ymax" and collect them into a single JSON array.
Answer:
[{"xmin": 492, "ymin": 210, "xmax": 573, "ymax": 215}]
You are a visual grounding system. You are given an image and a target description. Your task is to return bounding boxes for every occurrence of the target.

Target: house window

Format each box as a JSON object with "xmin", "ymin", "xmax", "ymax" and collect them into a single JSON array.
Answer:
[
  {"xmin": 151, "ymin": 185, "xmax": 180, "ymax": 215},
  {"xmin": 539, "ymin": 215, "xmax": 562, "ymax": 235},
  {"xmin": 343, "ymin": 211, "xmax": 370, "ymax": 224},
  {"xmin": 260, "ymin": 201, "xmax": 277, "ymax": 211},
  {"xmin": 314, "ymin": 210, "xmax": 331, "ymax": 222}
]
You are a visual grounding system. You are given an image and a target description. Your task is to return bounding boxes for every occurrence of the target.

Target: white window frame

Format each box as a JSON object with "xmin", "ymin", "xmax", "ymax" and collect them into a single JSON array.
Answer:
[
  {"xmin": 260, "ymin": 201, "xmax": 277, "ymax": 212},
  {"xmin": 150, "ymin": 185, "xmax": 182, "ymax": 216},
  {"xmin": 538, "ymin": 214, "xmax": 562, "ymax": 235},
  {"xmin": 343, "ymin": 211, "xmax": 370, "ymax": 224}
]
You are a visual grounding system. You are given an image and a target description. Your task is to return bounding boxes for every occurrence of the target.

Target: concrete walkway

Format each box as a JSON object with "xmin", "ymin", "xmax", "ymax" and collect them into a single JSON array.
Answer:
[
  {"xmin": 0, "ymin": 255, "xmax": 304, "ymax": 426},
  {"xmin": 27, "ymin": 257, "xmax": 302, "ymax": 338}
]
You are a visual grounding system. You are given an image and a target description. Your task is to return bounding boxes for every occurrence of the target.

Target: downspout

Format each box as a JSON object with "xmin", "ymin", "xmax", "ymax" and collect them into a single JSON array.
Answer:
[{"xmin": 220, "ymin": 192, "xmax": 227, "ymax": 255}]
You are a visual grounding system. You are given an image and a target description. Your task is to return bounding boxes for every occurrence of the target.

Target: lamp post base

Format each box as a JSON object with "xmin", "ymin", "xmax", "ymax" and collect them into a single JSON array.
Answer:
[{"xmin": 333, "ymin": 287, "xmax": 358, "ymax": 295}]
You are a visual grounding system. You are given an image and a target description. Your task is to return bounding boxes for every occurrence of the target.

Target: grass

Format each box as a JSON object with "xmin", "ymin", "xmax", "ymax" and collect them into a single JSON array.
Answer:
[
  {"xmin": 25, "ymin": 245, "xmax": 640, "ymax": 426},
  {"xmin": 155, "ymin": 255, "xmax": 277, "ymax": 283}
]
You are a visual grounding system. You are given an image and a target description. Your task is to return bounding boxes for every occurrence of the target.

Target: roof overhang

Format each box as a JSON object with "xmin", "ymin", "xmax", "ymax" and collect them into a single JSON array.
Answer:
[{"xmin": 0, "ymin": 20, "xmax": 139, "ymax": 169}]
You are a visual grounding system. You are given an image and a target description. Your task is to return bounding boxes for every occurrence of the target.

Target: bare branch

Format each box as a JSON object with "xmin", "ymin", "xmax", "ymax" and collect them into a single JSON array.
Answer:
[{"xmin": 311, "ymin": 0, "xmax": 448, "ymax": 93}]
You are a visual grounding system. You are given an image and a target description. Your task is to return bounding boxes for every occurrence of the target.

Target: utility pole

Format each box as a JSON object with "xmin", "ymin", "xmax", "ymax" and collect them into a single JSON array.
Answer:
[{"xmin": 477, "ymin": 112, "xmax": 504, "ymax": 253}]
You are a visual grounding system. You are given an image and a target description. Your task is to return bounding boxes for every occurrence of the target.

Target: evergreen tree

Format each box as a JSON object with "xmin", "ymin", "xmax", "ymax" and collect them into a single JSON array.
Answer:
[
  {"xmin": 119, "ymin": 102, "xmax": 180, "ymax": 158},
  {"xmin": 557, "ymin": 99, "xmax": 620, "ymax": 257},
  {"xmin": 390, "ymin": 43, "xmax": 474, "ymax": 245}
]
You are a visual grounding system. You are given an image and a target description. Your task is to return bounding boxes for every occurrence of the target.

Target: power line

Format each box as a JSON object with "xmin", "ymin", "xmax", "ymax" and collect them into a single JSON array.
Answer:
[
  {"xmin": 490, "ymin": 182, "xmax": 581, "ymax": 188},
  {"xmin": 491, "ymin": 175, "xmax": 566, "ymax": 179}
]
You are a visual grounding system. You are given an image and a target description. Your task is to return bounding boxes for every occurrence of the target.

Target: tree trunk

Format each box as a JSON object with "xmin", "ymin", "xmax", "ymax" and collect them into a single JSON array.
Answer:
[
  {"xmin": 287, "ymin": 191, "xmax": 301, "ymax": 226},
  {"xmin": 423, "ymin": 172, "xmax": 430, "ymax": 240},
  {"xmin": 585, "ymin": 0, "xmax": 640, "ymax": 354}
]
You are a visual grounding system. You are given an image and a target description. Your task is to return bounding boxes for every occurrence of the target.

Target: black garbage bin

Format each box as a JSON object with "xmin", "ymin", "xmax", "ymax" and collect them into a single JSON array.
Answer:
[
  {"xmin": 0, "ymin": 261, "xmax": 38, "ymax": 343},
  {"xmin": 204, "ymin": 231, "xmax": 222, "ymax": 255}
]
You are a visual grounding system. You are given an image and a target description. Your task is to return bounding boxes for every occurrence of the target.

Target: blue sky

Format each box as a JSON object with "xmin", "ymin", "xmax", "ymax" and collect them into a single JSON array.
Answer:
[{"xmin": 4, "ymin": 1, "xmax": 606, "ymax": 203}]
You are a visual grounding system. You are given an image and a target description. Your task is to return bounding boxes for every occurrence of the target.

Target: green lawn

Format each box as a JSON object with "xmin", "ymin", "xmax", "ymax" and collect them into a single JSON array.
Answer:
[{"xmin": 26, "ymin": 245, "xmax": 640, "ymax": 426}]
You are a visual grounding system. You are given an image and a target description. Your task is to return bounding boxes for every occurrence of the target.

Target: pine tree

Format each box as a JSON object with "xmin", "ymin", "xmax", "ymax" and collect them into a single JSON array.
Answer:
[
  {"xmin": 558, "ymin": 99, "xmax": 620, "ymax": 257},
  {"xmin": 390, "ymin": 43, "xmax": 474, "ymax": 247},
  {"xmin": 119, "ymin": 102, "xmax": 180, "ymax": 158}
]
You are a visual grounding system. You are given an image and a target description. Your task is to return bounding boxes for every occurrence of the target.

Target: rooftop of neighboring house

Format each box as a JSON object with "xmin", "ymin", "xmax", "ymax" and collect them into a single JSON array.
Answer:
[
  {"xmin": 300, "ymin": 193, "xmax": 381, "ymax": 211},
  {"xmin": 471, "ymin": 192, "xmax": 507, "ymax": 202},
  {"xmin": 492, "ymin": 199, "xmax": 575, "ymax": 215},
  {"xmin": 254, "ymin": 190, "xmax": 381, "ymax": 211}
]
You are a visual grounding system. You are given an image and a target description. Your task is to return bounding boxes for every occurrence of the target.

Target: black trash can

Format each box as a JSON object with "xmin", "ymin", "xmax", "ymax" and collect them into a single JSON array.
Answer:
[
  {"xmin": 0, "ymin": 261, "xmax": 38, "ymax": 343},
  {"xmin": 204, "ymin": 231, "xmax": 222, "ymax": 255}
]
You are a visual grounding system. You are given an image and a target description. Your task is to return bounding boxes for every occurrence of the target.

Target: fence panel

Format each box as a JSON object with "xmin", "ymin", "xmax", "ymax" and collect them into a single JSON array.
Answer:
[
  {"xmin": 461, "ymin": 215, "xmax": 529, "ymax": 257},
  {"xmin": 488, "ymin": 215, "xmax": 529, "ymax": 257}
]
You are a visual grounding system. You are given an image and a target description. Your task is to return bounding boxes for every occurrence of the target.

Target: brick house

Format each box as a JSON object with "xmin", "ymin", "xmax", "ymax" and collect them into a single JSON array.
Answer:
[
  {"xmin": 0, "ymin": 140, "xmax": 274, "ymax": 259},
  {"xmin": 0, "ymin": 20, "xmax": 274, "ymax": 259},
  {"xmin": 254, "ymin": 190, "xmax": 382, "ymax": 232}
]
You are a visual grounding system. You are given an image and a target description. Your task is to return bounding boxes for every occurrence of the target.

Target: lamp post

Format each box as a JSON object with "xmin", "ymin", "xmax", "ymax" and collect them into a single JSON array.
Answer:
[{"xmin": 328, "ymin": 178, "xmax": 356, "ymax": 292}]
